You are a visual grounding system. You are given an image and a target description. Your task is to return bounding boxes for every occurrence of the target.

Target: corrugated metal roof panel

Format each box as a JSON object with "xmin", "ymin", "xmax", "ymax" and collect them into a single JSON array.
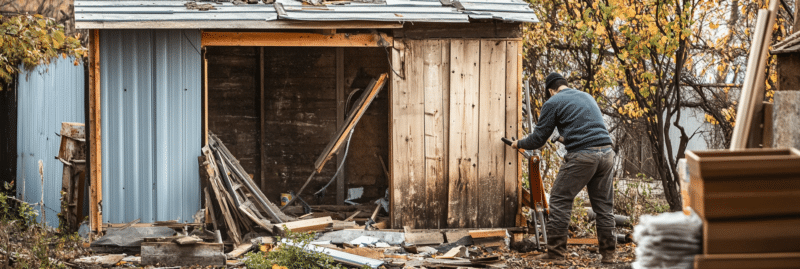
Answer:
[
  {"xmin": 17, "ymin": 57, "xmax": 85, "ymax": 228},
  {"xmin": 101, "ymin": 29, "xmax": 201, "ymax": 223},
  {"xmin": 75, "ymin": 0, "xmax": 537, "ymax": 28}
]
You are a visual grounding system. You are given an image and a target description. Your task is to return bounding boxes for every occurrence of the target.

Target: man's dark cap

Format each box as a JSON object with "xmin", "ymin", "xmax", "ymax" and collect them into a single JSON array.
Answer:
[{"xmin": 544, "ymin": 72, "xmax": 566, "ymax": 99}]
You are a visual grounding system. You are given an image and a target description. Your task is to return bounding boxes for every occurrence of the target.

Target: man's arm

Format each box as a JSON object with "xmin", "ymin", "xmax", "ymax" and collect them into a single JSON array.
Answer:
[{"xmin": 515, "ymin": 102, "xmax": 556, "ymax": 150}]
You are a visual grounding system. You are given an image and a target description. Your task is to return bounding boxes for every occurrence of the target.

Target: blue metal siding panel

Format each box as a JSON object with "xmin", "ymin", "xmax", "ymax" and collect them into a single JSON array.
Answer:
[
  {"xmin": 16, "ymin": 57, "xmax": 85, "ymax": 228},
  {"xmin": 101, "ymin": 29, "xmax": 200, "ymax": 224}
]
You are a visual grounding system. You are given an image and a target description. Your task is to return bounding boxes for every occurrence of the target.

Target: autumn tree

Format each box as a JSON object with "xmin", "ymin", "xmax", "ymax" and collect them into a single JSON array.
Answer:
[
  {"xmin": 0, "ymin": 14, "xmax": 85, "ymax": 91},
  {"xmin": 523, "ymin": 0, "xmax": 792, "ymax": 211}
]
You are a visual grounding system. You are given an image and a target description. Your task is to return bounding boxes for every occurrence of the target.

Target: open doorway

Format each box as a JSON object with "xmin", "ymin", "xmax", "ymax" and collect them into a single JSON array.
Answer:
[{"xmin": 206, "ymin": 46, "xmax": 390, "ymax": 207}]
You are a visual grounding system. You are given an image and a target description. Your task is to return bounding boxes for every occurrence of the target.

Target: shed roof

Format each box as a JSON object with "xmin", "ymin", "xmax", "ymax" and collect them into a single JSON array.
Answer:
[{"xmin": 75, "ymin": 0, "xmax": 538, "ymax": 29}]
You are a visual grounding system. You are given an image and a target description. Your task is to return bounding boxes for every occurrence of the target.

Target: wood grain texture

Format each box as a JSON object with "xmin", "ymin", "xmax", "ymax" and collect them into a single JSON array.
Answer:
[
  {"xmin": 504, "ymin": 41, "xmax": 520, "ymax": 227},
  {"xmin": 202, "ymin": 32, "xmax": 393, "ymax": 47},
  {"xmin": 447, "ymin": 39, "xmax": 481, "ymax": 228},
  {"xmin": 407, "ymin": 40, "xmax": 426, "ymax": 228},
  {"xmin": 422, "ymin": 40, "xmax": 446, "ymax": 229},
  {"xmin": 390, "ymin": 39, "xmax": 405, "ymax": 228},
  {"xmin": 477, "ymin": 39, "xmax": 506, "ymax": 228},
  {"xmin": 439, "ymin": 40, "xmax": 451, "ymax": 228},
  {"xmin": 141, "ymin": 242, "xmax": 225, "ymax": 266},
  {"xmin": 515, "ymin": 42, "xmax": 524, "ymax": 227},
  {"xmin": 89, "ymin": 29, "xmax": 103, "ymax": 232},
  {"xmin": 336, "ymin": 47, "xmax": 346, "ymax": 205}
]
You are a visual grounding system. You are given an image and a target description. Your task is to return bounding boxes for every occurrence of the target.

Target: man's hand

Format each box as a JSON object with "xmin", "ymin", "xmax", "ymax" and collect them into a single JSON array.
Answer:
[{"xmin": 511, "ymin": 140, "xmax": 519, "ymax": 149}]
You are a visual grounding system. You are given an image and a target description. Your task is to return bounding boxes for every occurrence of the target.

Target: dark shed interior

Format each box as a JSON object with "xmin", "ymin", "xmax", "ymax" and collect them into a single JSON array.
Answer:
[{"xmin": 207, "ymin": 46, "xmax": 389, "ymax": 206}]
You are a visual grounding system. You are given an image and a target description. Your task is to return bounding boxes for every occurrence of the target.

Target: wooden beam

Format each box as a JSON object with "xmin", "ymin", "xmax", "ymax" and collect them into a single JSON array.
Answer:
[
  {"xmin": 469, "ymin": 229, "xmax": 507, "ymax": 239},
  {"xmin": 336, "ymin": 47, "xmax": 346, "ymax": 205},
  {"xmin": 202, "ymin": 49, "xmax": 209, "ymax": 146},
  {"xmin": 314, "ymin": 74, "xmax": 388, "ymax": 173},
  {"xmin": 567, "ymin": 238, "xmax": 598, "ymax": 245},
  {"xmin": 88, "ymin": 29, "xmax": 103, "ymax": 233},
  {"xmin": 77, "ymin": 20, "xmax": 403, "ymax": 30},
  {"xmin": 274, "ymin": 216, "xmax": 334, "ymax": 234},
  {"xmin": 260, "ymin": 47, "xmax": 267, "ymax": 193},
  {"xmin": 202, "ymin": 32, "xmax": 393, "ymax": 47},
  {"xmin": 515, "ymin": 41, "xmax": 524, "ymax": 227}
]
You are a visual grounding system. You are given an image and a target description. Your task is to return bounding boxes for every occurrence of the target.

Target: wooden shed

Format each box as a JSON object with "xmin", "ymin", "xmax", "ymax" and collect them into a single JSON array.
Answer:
[{"xmin": 76, "ymin": 0, "xmax": 537, "ymax": 231}]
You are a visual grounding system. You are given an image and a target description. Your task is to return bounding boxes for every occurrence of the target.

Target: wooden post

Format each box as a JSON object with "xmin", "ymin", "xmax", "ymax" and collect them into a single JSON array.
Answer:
[
  {"xmin": 89, "ymin": 29, "xmax": 103, "ymax": 232},
  {"xmin": 203, "ymin": 47, "xmax": 208, "ymax": 147},
  {"xmin": 260, "ymin": 47, "xmax": 267, "ymax": 193},
  {"xmin": 336, "ymin": 47, "xmax": 345, "ymax": 205}
]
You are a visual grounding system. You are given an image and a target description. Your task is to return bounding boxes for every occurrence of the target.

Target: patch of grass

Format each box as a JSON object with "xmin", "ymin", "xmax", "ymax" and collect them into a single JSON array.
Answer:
[
  {"xmin": 245, "ymin": 228, "xmax": 357, "ymax": 269},
  {"xmin": 0, "ymin": 183, "xmax": 88, "ymax": 268}
]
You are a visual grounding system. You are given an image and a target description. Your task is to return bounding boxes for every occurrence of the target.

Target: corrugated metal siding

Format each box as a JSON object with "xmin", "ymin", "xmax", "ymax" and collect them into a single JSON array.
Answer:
[
  {"xmin": 16, "ymin": 57, "xmax": 85, "ymax": 227},
  {"xmin": 101, "ymin": 29, "xmax": 201, "ymax": 223}
]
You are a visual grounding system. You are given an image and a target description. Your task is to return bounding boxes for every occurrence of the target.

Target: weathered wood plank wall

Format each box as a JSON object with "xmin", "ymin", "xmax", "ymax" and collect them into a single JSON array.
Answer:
[{"xmin": 391, "ymin": 39, "xmax": 521, "ymax": 229}]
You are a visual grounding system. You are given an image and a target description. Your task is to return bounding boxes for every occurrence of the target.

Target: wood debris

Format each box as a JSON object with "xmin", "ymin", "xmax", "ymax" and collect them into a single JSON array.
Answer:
[{"xmin": 200, "ymin": 133, "xmax": 296, "ymax": 244}]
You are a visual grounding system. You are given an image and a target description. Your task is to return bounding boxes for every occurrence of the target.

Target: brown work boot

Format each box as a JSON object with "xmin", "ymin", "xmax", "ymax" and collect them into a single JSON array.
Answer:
[
  {"xmin": 533, "ymin": 229, "xmax": 568, "ymax": 264},
  {"xmin": 597, "ymin": 227, "xmax": 616, "ymax": 264}
]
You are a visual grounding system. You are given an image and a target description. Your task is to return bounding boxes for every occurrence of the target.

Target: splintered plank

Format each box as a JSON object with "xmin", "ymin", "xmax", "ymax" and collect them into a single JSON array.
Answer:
[
  {"xmin": 469, "ymin": 229, "xmax": 507, "ymax": 239},
  {"xmin": 447, "ymin": 39, "xmax": 481, "ymax": 228},
  {"xmin": 141, "ymin": 242, "xmax": 225, "ymax": 267},
  {"xmin": 422, "ymin": 39, "xmax": 446, "ymax": 229},
  {"xmin": 477, "ymin": 39, "xmax": 507, "ymax": 228},
  {"xmin": 504, "ymin": 41, "xmax": 520, "ymax": 227}
]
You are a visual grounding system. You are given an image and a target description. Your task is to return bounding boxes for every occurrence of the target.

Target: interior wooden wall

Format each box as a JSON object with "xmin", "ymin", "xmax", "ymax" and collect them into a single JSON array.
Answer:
[
  {"xmin": 207, "ymin": 46, "xmax": 389, "ymax": 206},
  {"xmin": 390, "ymin": 39, "xmax": 521, "ymax": 229}
]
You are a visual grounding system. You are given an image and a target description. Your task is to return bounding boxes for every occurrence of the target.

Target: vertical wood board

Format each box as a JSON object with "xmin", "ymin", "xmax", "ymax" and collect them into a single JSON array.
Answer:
[
  {"xmin": 422, "ymin": 40, "xmax": 446, "ymax": 229},
  {"xmin": 446, "ymin": 39, "xmax": 481, "ymax": 228},
  {"xmin": 89, "ymin": 29, "xmax": 103, "ymax": 232},
  {"xmin": 477, "ymin": 40, "xmax": 506, "ymax": 228},
  {"xmin": 503, "ymin": 41, "xmax": 520, "ymax": 227}
]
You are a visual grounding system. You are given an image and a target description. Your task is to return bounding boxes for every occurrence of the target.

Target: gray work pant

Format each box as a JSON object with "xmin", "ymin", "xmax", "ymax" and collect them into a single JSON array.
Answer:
[{"xmin": 548, "ymin": 147, "xmax": 615, "ymax": 231}]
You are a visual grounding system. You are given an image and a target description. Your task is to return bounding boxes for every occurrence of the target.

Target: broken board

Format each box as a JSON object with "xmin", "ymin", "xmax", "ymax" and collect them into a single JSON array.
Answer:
[
  {"xmin": 141, "ymin": 242, "xmax": 225, "ymax": 267},
  {"xmin": 405, "ymin": 231, "xmax": 445, "ymax": 246}
]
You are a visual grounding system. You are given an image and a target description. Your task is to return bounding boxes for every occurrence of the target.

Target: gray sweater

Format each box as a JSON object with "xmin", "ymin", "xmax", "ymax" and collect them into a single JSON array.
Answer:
[{"xmin": 517, "ymin": 88, "xmax": 612, "ymax": 152}]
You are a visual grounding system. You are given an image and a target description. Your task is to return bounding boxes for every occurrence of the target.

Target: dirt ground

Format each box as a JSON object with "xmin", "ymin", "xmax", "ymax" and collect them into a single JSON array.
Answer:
[{"xmin": 498, "ymin": 243, "xmax": 636, "ymax": 269}]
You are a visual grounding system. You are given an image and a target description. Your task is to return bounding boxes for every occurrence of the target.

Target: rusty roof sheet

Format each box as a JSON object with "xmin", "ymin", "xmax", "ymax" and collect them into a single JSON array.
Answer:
[{"xmin": 74, "ymin": 0, "xmax": 537, "ymax": 29}]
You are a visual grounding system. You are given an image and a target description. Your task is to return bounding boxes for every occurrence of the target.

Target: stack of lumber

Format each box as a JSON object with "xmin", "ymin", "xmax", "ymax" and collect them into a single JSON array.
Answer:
[
  {"xmin": 686, "ymin": 148, "xmax": 800, "ymax": 269},
  {"xmin": 199, "ymin": 133, "xmax": 296, "ymax": 244},
  {"xmin": 631, "ymin": 211, "xmax": 702, "ymax": 268}
]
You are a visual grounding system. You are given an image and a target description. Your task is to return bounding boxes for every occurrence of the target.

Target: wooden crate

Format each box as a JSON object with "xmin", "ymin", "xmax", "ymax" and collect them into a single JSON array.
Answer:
[
  {"xmin": 695, "ymin": 252, "xmax": 800, "ymax": 269},
  {"xmin": 703, "ymin": 217, "xmax": 800, "ymax": 254},
  {"xmin": 686, "ymin": 148, "xmax": 800, "ymax": 220}
]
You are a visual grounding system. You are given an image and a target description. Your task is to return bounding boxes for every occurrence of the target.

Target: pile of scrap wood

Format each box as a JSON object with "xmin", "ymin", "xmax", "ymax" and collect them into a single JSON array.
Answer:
[
  {"xmin": 199, "ymin": 133, "xmax": 297, "ymax": 244},
  {"xmin": 56, "ymin": 122, "xmax": 87, "ymax": 232}
]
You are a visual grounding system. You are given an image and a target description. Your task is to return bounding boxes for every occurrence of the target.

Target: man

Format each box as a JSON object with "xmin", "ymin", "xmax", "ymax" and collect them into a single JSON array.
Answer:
[{"xmin": 511, "ymin": 72, "xmax": 616, "ymax": 264}]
